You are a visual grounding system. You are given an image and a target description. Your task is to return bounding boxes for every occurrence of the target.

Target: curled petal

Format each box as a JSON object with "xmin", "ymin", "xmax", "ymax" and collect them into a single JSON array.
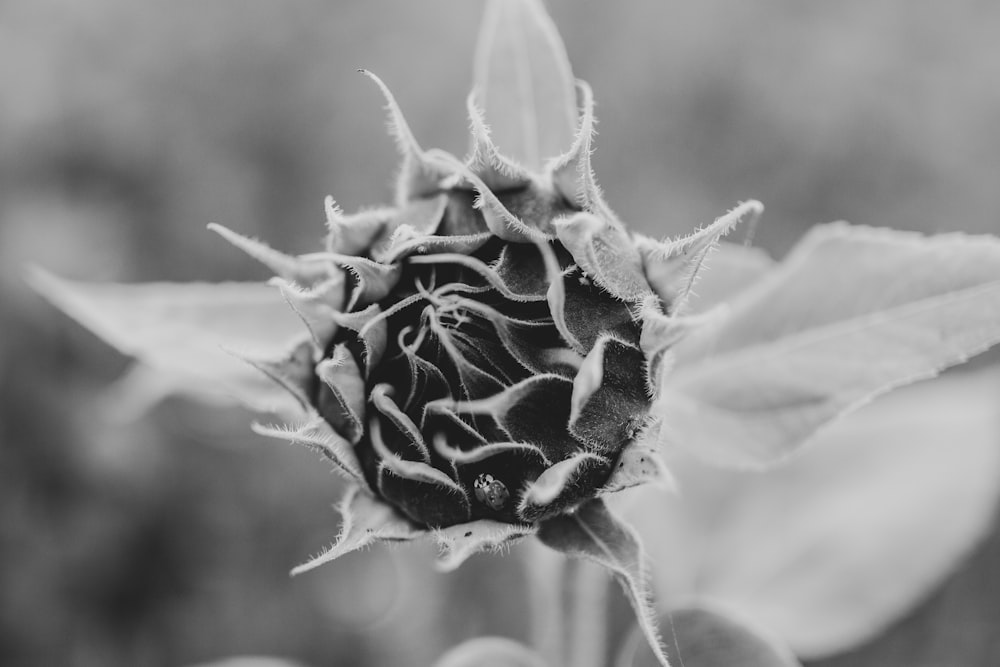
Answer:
[
  {"xmin": 396, "ymin": 326, "xmax": 452, "ymax": 416},
  {"xmin": 561, "ymin": 271, "xmax": 642, "ymax": 350},
  {"xmin": 270, "ymin": 275, "xmax": 345, "ymax": 349},
  {"xmin": 541, "ymin": 240, "xmax": 640, "ymax": 353},
  {"xmin": 569, "ymin": 336, "xmax": 606, "ymax": 426},
  {"xmin": 371, "ymin": 383, "xmax": 431, "ymax": 464},
  {"xmin": 466, "ymin": 90, "xmax": 534, "ymax": 191},
  {"xmin": 372, "ymin": 418, "xmax": 473, "ymax": 527},
  {"xmin": 301, "ymin": 252, "xmax": 401, "ymax": 310},
  {"xmin": 208, "ymin": 223, "xmax": 328, "ymax": 284},
  {"xmin": 315, "ymin": 345, "xmax": 366, "ymax": 444},
  {"xmin": 548, "ymin": 80, "xmax": 598, "ymax": 208},
  {"xmin": 325, "ymin": 200, "xmax": 395, "ymax": 256},
  {"xmin": 392, "ymin": 193, "xmax": 449, "ymax": 234},
  {"xmin": 555, "ymin": 211, "xmax": 652, "ymax": 302},
  {"xmin": 380, "ymin": 231, "xmax": 494, "ymax": 265},
  {"xmin": 638, "ymin": 200, "xmax": 763, "ymax": 314},
  {"xmin": 495, "ymin": 241, "xmax": 565, "ymax": 299},
  {"xmin": 359, "ymin": 69, "xmax": 451, "ymax": 202},
  {"xmin": 409, "ymin": 242, "xmax": 555, "ymax": 303},
  {"xmin": 518, "ymin": 451, "xmax": 611, "ymax": 522},
  {"xmin": 378, "ymin": 468, "xmax": 473, "ymax": 528},
  {"xmin": 222, "ymin": 338, "xmax": 316, "ymax": 415},
  {"xmin": 433, "ymin": 520, "xmax": 536, "ymax": 572},
  {"xmin": 328, "ymin": 303, "xmax": 388, "ymax": 378},
  {"xmin": 433, "ymin": 434, "xmax": 551, "ymax": 467},
  {"xmin": 426, "ymin": 149, "xmax": 552, "ymax": 243},
  {"xmin": 252, "ymin": 418, "xmax": 364, "ymax": 484},
  {"xmin": 455, "ymin": 298, "xmax": 581, "ymax": 378},
  {"xmin": 291, "ymin": 487, "xmax": 422, "ymax": 576},
  {"xmin": 600, "ymin": 440, "xmax": 675, "ymax": 495},
  {"xmin": 568, "ymin": 336, "xmax": 650, "ymax": 455},
  {"xmin": 424, "ymin": 307, "xmax": 508, "ymax": 399},
  {"xmin": 371, "ymin": 418, "xmax": 461, "ymax": 491},
  {"xmin": 497, "ymin": 186, "xmax": 575, "ymax": 239},
  {"xmin": 439, "ymin": 189, "xmax": 492, "ymax": 237},
  {"xmin": 436, "ymin": 374, "xmax": 580, "ymax": 462},
  {"xmin": 538, "ymin": 239, "xmax": 585, "ymax": 353},
  {"xmin": 372, "ymin": 194, "xmax": 469, "ymax": 262}
]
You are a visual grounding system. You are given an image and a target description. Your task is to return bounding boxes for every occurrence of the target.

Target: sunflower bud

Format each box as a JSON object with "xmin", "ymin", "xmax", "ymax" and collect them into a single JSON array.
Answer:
[
  {"xmin": 190, "ymin": 10, "xmax": 762, "ymax": 563},
  {"xmin": 314, "ymin": 172, "xmax": 656, "ymax": 527},
  {"xmin": 204, "ymin": 63, "xmax": 757, "ymax": 547}
]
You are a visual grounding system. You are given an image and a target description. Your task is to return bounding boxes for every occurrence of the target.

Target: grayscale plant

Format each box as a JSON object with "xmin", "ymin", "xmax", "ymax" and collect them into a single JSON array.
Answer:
[{"xmin": 30, "ymin": 1, "xmax": 1000, "ymax": 665}]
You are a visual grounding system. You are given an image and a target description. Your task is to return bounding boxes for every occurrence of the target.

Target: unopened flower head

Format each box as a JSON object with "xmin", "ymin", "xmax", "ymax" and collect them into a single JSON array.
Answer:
[{"xmin": 221, "ymin": 68, "xmax": 754, "ymax": 533}]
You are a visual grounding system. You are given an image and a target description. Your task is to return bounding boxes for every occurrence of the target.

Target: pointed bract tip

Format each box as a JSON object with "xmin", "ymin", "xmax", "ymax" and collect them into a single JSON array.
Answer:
[{"xmin": 475, "ymin": 0, "xmax": 577, "ymax": 170}]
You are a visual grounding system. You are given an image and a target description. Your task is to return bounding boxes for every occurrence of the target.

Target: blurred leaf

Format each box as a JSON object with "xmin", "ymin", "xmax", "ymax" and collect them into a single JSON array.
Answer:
[
  {"xmin": 29, "ymin": 269, "xmax": 308, "ymax": 414},
  {"xmin": 807, "ymin": 499, "xmax": 1000, "ymax": 666},
  {"xmin": 474, "ymin": 0, "xmax": 577, "ymax": 171},
  {"xmin": 186, "ymin": 658, "xmax": 309, "ymax": 667},
  {"xmin": 633, "ymin": 368, "xmax": 1000, "ymax": 658},
  {"xmin": 433, "ymin": 637, "xmax": 549, "ymax": 667},
  {"xmin": 659, "ymin": 223, "xmax": 1000, "ymax": 467},
  {"xmin": 538, "ymin": 500, "xmax": 671, "ymax": 667},
  {"xmin": 621, "ymin": 605, "xmax": 801, "ymax": 667},
  {"xmin": 685, "ymin": 242, "xmax": 775, "ymax": 314}
]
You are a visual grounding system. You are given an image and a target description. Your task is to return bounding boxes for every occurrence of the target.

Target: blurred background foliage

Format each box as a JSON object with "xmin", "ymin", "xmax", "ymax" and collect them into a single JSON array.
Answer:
[{"xmin": 2, "ymin": 1, "xmax": 998, "ymax": 665}]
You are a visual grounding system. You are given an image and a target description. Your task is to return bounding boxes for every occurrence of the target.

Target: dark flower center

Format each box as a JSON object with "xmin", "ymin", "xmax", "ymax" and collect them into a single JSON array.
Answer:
[{"xmin": 312, "ymin": 194, "xmax": 651, "ymax": 529}]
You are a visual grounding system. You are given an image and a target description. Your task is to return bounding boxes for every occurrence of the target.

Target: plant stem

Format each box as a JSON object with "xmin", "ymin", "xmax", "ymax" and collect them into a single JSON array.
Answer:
[
  {"xmin": 523, "ymin": 540, "xmax": 567, "ymax": 666},
  {"xmin": 567, "ymin": 559, "xmax": 610, "ymax": 667}
]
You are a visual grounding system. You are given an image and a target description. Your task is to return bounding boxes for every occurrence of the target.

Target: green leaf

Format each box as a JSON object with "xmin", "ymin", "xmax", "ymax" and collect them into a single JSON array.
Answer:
[
  {"xmin": 433, "ymin": 637, "xmax": 549, "ymax": 667},
  {"xmin": 538, "ymin": 500, "xmax": 671, "ymax": 667},
  {"xmin": 620, "ymin": 605, "xmax": 801, "ymax": 667},
  {"xmin": 632, "ymin": 368, "xmax": 1000, "ymax": 658},
  {"xmin": 28, "ymin": 269, "xmax": 310, "ymax": 414},
  {"xmin": 658, "ymin": 223, "xmax": 1000, "ymax": 467},
  {"xmin": 474, "ymin": 0, "xmax": 578, "ymax": 171}
]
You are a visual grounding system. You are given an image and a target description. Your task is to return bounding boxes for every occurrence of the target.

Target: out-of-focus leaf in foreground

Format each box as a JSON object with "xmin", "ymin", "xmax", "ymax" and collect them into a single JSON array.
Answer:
[
  {"xmin": 474, "ymin": 0, "xmax": 577, "ymax": 171},
  {"xmin": 28, "ymin": 268, "xmax": 308, "ymax": 414},
  {"xmin": 658, "ymin": 223, "xmax": 1000, "ymax": 467},
  {"xmin": 433, "ymin": 637, "xmax": 549, "ymax": 667},
  {"xmin": 620, "ymin": 605, "xmax": 801, "ymax": 667},
  {"xmin": 632, "ymin": 367, "xmax": 1000, "ymax": 658},
  {"xmin": 185, "ymin": 658, "xmax": 309, "ymax": 667}
]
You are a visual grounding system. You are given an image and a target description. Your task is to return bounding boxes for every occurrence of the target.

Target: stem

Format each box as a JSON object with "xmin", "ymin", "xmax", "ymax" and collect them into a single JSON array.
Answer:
[
  {"xmin": 523, "ymin": 540, "xmax": 566, "ymax": 666},
  {"xmin": 567, "ymin": 559, "xmax": 610, "ymax": 667}
]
